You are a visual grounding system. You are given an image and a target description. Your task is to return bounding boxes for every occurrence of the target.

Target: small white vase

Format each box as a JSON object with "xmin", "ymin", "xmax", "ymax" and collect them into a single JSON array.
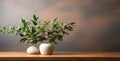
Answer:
[
  {"xmin": 27, "ymin": 45, "xmax": 39, "ymax": 54},
  {"xmin": 39, "ymin": 43, "xmax": 54, "ymax": 55}
]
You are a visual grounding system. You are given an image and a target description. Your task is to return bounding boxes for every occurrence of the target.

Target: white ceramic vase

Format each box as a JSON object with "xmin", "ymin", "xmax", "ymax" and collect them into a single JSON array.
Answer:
[
  {"xmin": 39, "ymin": 43, "xmax": 54, "ymax": 55},
  {"xmin": 27, "ymin": 45, "xmax": 39, "ymax": 54}
]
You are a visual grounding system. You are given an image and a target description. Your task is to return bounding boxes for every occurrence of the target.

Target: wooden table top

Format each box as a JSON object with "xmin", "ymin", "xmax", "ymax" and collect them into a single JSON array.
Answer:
[{"xmin": 0, "ymin": 52, "xmax": 120, "ymax": 60}]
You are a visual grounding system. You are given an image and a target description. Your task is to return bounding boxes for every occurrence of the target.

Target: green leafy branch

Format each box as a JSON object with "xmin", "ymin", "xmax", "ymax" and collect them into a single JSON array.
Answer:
[{"xmin": 0, "ymin": 14, "xmax": 75, "ymax": 45}]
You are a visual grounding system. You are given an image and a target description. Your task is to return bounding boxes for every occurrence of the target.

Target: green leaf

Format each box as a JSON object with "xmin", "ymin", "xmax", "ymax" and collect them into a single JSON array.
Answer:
[
  {"xmin": 33, "ymin": 14, "xmax": 39, "ymax": 21},
  {"xmin": 31, "ymin": 39, "xmax": 37, "ymax": 45},
  {"xmin": 9, "ymin": 26, "xmax": 14, "ymax": 30},
  {"xmin": 0, "ymin": 26, "xmax": 6, "ymax": 32},
  {"xmin": 70, "ymin": 22, "xmax": 75, "ymax": 26},
  {"xmin": 67, "ymin": 26, "xmax": 73, "ymax": 31},
  {"xmin": 53, "ymin": 17, "xmax": 57, "ymax": 22},
  {"xmin": 2, "ymin": 26, "xmax": 6, "ymax": 30},
  {"xmin": 65, "ymin": 25, "xmax": 73, "ymax": 31},
  {"xmin": 7, "ymin": 26, "xmax": 15, "ymax": 33},
  {"xmin": 0, "ymin": 29, "xmax": 2, "ymax": 32},
  {"xmin": 49, "ymin": 37, "xmax": 55, "ymax": 42},
  {"xmin": 31, "ymin": 26, "xmax": 36, "ymax": 33},
  {"xmin": 57, "ymin": 35, "xmax": 63, "ymax": 41},
  {"xmin": 23, "ymin": 32, "xmax": 27, "ymax": 36},
  {"xmin": 21, "ymin": 18, "xmax": 26, "ymax": 24},
  {"xmin": 61, "ymin": 22, "xmax": 66, "ymax": 28},
  {"xmin": 19, "ymin": 33, "xmax": 24, "ymax": 37},
  {"xmin": 37, "ymin": 36, "xmax": 46, "ymax": 42},
  {"xmin": 20, "ymin": 18, "xmax": 28, "ymax": 27},
  {"xmin": 62, "ymin": 31, "xmax": 69, "ymax": 35},
  {"xmin": 31, "ymin": 20, "xmax": 37, "ymax": 25},
  {"xmin": 48, "ymin": 31, "xmax": 52, "ymax": 35},
  {"xmin": 16, "ymin": 26, "xmax": 21, "ymax": 31},
  {"xmin": 58, "ymin": 35, "xmax": 63, "ymax": 38},
  {"xmin": 20, "ymin": 38, "xmax": 27, "ymax": 43}
]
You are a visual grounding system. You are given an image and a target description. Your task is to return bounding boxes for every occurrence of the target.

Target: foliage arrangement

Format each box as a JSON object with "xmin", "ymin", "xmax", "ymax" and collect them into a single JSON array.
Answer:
[{"xmin": 0, "ymin": 14, "xmax": 75, "ymax": 45}]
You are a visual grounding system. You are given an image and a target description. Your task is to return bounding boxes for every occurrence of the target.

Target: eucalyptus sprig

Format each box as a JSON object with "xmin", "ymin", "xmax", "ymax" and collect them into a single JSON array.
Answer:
[{"xmin": 0, "ymin": 14, "xmax": 75, "ymax": 45}]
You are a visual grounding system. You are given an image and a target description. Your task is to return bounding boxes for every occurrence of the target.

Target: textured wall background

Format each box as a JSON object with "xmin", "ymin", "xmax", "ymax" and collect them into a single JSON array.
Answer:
[{"xmin": 0, "ymin": 0, "xmax": 120, "ymax": 52}]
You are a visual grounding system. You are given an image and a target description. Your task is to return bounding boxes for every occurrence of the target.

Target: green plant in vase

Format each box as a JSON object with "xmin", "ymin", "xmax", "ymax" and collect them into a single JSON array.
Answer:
[{"xmin": 0, "ymin": 14, "xmax": 75, "ymax": 55}]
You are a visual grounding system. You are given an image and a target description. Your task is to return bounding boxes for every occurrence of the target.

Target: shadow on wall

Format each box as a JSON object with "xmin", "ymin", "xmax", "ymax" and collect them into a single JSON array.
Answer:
[{"xmin": 0, "ymin": 0, "xmax": 120, "ymax": 51}]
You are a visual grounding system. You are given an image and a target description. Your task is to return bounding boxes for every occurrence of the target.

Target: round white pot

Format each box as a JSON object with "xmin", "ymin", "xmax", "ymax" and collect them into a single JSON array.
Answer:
[
  {"xmin": 27, "ymin": 45, "xmax": 39, "ymax": 54},
  {"xmin": 39, "ymin": 43, "xmax": 54, "ymax": 55}
]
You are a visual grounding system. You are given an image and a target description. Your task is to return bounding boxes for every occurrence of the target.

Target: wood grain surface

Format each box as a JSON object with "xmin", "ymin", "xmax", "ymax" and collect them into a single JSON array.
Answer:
[{"xmin": 0, "ymin": 52, "xmax": 120, "ymax": 61}]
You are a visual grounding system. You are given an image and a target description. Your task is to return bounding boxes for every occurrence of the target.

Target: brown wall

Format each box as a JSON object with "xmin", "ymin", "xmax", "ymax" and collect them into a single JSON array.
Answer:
[{"xmin": 0, "ymin": 0, "xmax": 120, "ymax": 52}]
